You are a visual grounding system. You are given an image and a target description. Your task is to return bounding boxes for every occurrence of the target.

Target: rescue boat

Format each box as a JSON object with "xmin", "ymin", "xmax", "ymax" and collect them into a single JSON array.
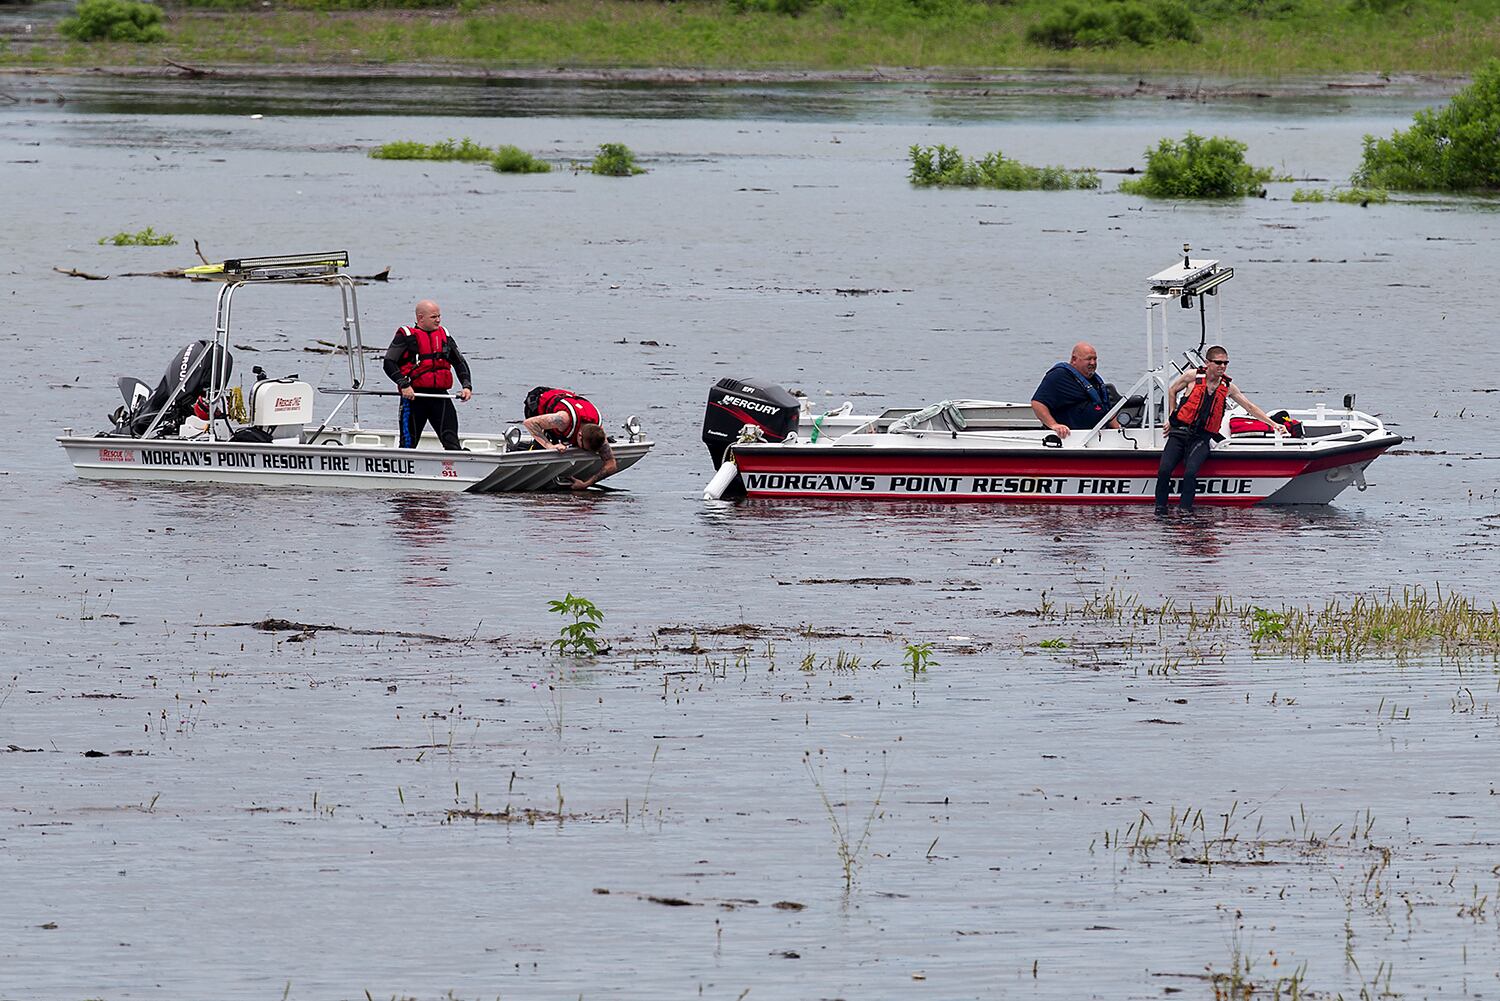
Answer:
[
  {"xmin": 59, "ymin": 252, "xmax": 652, "ymax": 492},
  {"xmin": 701, "ymin": 250, "xmax": 1400, "ymax": 507}
]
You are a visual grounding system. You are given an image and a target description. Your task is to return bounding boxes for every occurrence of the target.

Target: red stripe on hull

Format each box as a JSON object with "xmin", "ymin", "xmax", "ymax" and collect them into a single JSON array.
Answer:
[
  {"xmin": 735, "ymin": 453, "xmax": 1309, "ymax": 479},
  {"xmin": 733, "ymin": 441, "xmax": 1395, "ymax": 481},
  {"xmin": 751, "ymin": 491, "xmax": 1264, "ymax": 506}
]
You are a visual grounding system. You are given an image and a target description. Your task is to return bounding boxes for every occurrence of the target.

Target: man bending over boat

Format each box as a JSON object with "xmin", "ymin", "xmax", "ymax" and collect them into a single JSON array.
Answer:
[
  {"xmin": 383, "ymin": 299, "xmax": 473, "ymax": 450},
  {"xmin": 1031, "ymin": 342, "xmax": 1121, "ymax": 439},
  {"xmin": 1154, "ymin": 346, "xmax": 1285, "ymax": 516},
  {"xmin": 522, "ymin": 386, "xmax": 618, "ymax": 491}
]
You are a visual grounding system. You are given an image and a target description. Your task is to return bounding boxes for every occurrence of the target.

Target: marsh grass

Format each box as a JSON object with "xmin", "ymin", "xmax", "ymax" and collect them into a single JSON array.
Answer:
[
  {"xmin": 20, "ymin": 0, "xmax": 1500, "ymax": 75},
  {"xmin": 1100, "ymin": 800, "xmax": 1381, "ymax": 867},
  {"xmin": 805, "ymin": 749, "xmax": 887, "ymax": 890},
  {"xmin": 1048, "ymin": 585, "xmax": 1500, "ymax": 662}
]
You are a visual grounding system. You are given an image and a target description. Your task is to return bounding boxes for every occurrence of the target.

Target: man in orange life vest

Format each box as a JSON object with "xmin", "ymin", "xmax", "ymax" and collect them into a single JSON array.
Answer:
[
  {"xmin": 522, "ymin": 387, "xmax": 619, "ymax": 491},
  {"xmin": 1154, "ymin": 345, "xmax": 1285, "ymax": 515},
  {"xmin": 383, "ymin": 299, "xmax": 473, "ymax": 450}
]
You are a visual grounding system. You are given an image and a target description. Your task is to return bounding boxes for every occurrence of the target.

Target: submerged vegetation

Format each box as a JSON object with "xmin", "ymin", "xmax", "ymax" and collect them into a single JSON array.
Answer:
[
  {"xmin": 492, "ymin": 144, "xmax": 552, "ymax": 173},
  {"xmin": 908, "ymin": 144, "xmax": 1101, "ymax": 190},
  {"xmin": 1118, "ymin": 132, "xmax": 1274, "ymax": 197},
  {"xmin": 1353, "ymin": 58, "xmax": 1500, "ymax": 191},
  {"xmin": 370, "ymin": 137, "xmax": 495, "ymax": 161},
  {"xmin": 371, "ymin": 137, "xmax": 552, "ymax": 172},
  {"xmin": 1291, "ymin": 186, "xmax": 1389, "ymax": 203},
  {"xmin": 588, "ymin": 142, "xmax": 645, "ymax": 176},
  {"xmin": 97, "ymin": 226, "xmax": 176, "ymax": 246},
  {"xmin": 1047, "ymin": 585, "xmax": 1500, "ymax": 662}
]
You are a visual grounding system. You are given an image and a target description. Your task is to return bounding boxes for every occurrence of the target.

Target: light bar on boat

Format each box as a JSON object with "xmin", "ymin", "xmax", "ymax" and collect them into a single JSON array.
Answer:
[
  {"xmin": 1147, "ymin": 258, "xmax": 1234, "ymax": 300},
  {"xmin": 183, "ymin": 252, "xmax": 351, "ymax": 280}
]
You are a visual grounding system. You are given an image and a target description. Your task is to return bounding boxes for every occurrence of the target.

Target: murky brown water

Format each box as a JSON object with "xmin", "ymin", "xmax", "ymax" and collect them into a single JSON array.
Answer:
[{"xmin": 4, "ymin": 73, "xmax": 1500, "ymax": 999}]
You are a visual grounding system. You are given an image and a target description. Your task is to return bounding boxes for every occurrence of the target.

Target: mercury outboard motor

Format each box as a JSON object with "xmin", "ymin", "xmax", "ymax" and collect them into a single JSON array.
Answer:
[
  {"xmin": 702, "ymin": 377, "xmax": 800, "ymax": 467},
  {"xmin": 121, "ymin": 340, "xmax": 233, "ymax": 437}
]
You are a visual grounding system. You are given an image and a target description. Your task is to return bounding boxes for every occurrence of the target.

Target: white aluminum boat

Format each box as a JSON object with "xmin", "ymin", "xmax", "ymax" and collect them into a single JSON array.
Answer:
[
  {"xmin": 59, "ymin": 252, "xmax": 652, "ymax": 492},
  {"xmin": 703, "ymin": 249, "xmax": 1401, "ymax": 507}
]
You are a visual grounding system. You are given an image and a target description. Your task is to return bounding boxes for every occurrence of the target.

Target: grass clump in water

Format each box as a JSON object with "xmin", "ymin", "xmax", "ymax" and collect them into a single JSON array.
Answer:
[
  {"xmin": 909, "ymin": 144, "xmax": 1100, "ymax": 190},
  {"xmin": 59, "ymin": 0, "xmax": 166, "ymax": 42},
  {"xmin": 1353, "ymin": 58, "xmax": 1500, "ymax": 192},
  {"xmin": 1291, "ymin": 186, "xmax": 1389, "ymax": 204},
  {"xmin": 492, "ymin": 144, "xmax": 551, "ymax": 174},
  {"xmin": 1025, "ymin": 0, "xmax": 1201, "ymax": 49},
  {"xmin": 589, "ymin": 142, "xmax": 645, "ymax": 176},
  {"xmin": 370, "ymin": 137, "xmax": 496, "ymax": 162},
  {"xmin": 98, "ymin": 226, "xmax": 176, "ymax": 246},
  {"xmin": 1118, "ymin": 132, "xmax": 1273, "ymax": 197}
]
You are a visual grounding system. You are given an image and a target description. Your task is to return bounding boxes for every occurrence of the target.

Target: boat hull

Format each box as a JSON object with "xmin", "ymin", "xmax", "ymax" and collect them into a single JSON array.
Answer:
[
  {"xmin": 59, "ymin": 434, "xmax": 652, "ymax": 493},
  {"xmin": 729, "ymin": 437, "xmax": 1399, "ymax": 506}
]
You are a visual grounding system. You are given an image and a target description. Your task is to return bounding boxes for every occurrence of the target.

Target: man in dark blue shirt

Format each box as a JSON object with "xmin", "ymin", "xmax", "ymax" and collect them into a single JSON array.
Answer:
[{"xmin": 1030, "ymin": 342, "xmax": 1120, "ymax": 439}]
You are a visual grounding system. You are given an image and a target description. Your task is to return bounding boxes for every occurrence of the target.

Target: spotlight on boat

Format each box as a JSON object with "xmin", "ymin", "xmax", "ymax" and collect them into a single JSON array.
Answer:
[
  {"xmin": 504, "ymin": 426, "xmax": 523, "ymax": 450},
  {"xmin": 624, "ymin": 415, "xmax": 644, "ymax": 442}
]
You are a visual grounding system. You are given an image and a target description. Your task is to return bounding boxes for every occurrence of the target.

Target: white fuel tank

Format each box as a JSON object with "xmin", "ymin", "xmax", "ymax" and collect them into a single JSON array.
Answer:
[{"xmin": 250, "ymin": 380, "xmax": 314, "ymax": 426}]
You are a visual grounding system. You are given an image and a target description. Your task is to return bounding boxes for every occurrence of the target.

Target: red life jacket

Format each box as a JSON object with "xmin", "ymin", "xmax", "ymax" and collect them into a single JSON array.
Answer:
[
  {"xmin": 1171, "ymin": 370, "xmax": 1231, "ymax": 435},
  {"xmin": 538, "ymin": 388, "xmax": 601, "ymax": 446},
  {"xmin": 398, "ymin": 325, "xmax": 454, "ymax": 392}
]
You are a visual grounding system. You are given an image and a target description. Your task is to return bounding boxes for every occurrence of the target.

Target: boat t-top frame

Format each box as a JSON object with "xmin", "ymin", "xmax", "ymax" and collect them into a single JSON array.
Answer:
[
  {"xmin": 1072, "ymin": 244, "xmax": 1238, "ymax": 448},
  {"xmin": 141, "ymin": 251, "xmax": 365, "ymax": 440}
]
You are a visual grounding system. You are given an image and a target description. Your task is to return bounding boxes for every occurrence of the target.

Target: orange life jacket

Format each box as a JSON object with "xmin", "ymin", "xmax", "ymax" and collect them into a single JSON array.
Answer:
[
  {"xmin": 1171, "ymin": 370, "xmax": 1230, "ymax": 435},
  {"xmin": 399, "ymin": 325, "xmax": 454, "ymax": 392}
]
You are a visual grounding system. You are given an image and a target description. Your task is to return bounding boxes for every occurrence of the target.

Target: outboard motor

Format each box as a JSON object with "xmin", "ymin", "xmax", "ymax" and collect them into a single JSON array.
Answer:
[
  {"xmin": 122, "ymin": 340, "xmax": 232, "ymax": 437},
  {"xmin": 703, "ymin": 377, "xmax": 800, "ymax": 468}
]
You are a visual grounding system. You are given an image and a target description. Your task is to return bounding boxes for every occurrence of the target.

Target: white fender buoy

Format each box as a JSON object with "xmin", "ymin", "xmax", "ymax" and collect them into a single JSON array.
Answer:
[{"xmin": 703, "ymin": 457, "xmax": 740, "ymax": 500}]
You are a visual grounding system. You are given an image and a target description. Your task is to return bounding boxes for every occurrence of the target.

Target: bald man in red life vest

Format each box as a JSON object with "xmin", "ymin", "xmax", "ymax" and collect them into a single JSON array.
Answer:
[
  {"xmin": 1154, "ymin": 345, "xmax": 1285, "ymax": 515},
  {"xmin": 383, "ymin": 299, "xmax": 473, "ymax": 450}
]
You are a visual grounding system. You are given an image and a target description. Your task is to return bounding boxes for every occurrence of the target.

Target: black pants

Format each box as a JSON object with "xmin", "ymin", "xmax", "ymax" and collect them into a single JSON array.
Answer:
[
  {"xmin": 1154, "ymin": 429, "xmax": 1214, "ymax": 512},
  {"xmin": 399, "ymin": 396, "xmax": 461, "ymax": 450}
]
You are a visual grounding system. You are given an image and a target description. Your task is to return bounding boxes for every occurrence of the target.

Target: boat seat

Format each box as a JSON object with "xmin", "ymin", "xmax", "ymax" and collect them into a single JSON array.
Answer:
[{"xmin": 1115, "ymin": 395, "xmax": 1147, "ymax": 429}]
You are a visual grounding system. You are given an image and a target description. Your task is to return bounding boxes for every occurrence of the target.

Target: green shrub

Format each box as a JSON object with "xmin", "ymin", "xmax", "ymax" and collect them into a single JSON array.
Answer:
[
  {"xmin": 369, "ymin": 137, "xmax": 494, "ymax": 162},
  {"xmin": 590, "ymin": 142, "xmax": 645, "ymax": 177},
  {"xmin": 98, "ymin": 226, "xmax": 176, "ymax": 246},
  {"xmin": 1025, "ymin": 0, "xmax": 1199, "ymax": 49},
  {"xmin": 59, "ymin": 0, "xmax": 165, "ymax": 42},
  {"xmin": 491, "ymin": 144, "xmax": 551, "ymax": 174},
  {"xmin": 909, "ymin": 144, "xmax": 1100, "ymax": 190},
  {"xmin": 1352, "ymin": 60, "xmax": 1500, "ymax": 191},
  {"xmin": 1118, "ymin": 132, "xmax": 1273, "ymax": 197}
]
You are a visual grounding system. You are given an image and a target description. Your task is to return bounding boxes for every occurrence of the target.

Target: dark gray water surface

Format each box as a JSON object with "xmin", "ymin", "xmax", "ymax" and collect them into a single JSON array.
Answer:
[{"xmin": 4, "ymin": 75, "xmax": 1500, "ymax": 1000}]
